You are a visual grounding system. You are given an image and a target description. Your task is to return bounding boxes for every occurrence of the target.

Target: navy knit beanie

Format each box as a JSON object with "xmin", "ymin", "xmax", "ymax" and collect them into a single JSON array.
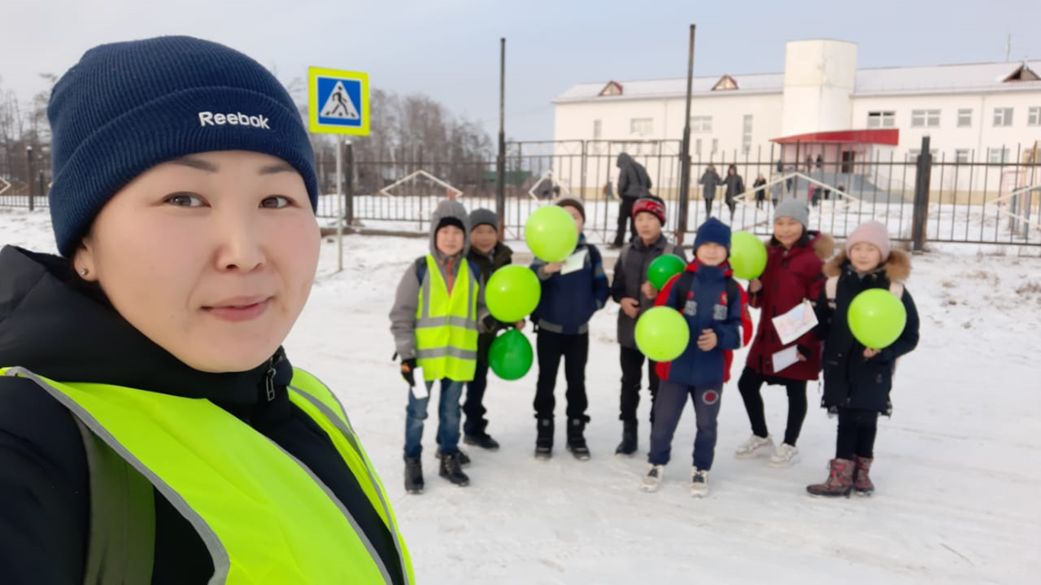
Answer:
[
  {"xmin": 693, "ymin": 217, "xmax": 731, "ymax": 254},
  {"xmin": 47, "ymin": 36, "xmax": 317, "ymax": 257}
]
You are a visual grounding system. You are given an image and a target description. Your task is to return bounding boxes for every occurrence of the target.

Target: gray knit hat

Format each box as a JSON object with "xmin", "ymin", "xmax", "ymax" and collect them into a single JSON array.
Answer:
[
  {"xmin": 774, "ymin": 199, "xmax": 809, "ymax": 227},
  {"xmin": 469, "ymin": 208, "xmax": 499, "ymax": 231}
]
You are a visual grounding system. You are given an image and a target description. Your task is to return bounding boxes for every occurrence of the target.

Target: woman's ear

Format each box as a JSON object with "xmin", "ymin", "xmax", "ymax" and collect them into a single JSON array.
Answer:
[{"xmin": 73, "ymin": 235, "xmax": 99, "ymax": 282}]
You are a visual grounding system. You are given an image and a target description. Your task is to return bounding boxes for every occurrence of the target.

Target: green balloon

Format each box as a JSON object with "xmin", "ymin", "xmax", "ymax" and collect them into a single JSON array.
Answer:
[
  {"xmin": 647, "ymin": 254, "xmax": 687, "ymax": 290},
  {"xmin": 525, "ymin": 206, "xmax": 579, "ymax": 263},
  {"xmin": 730, "ymin": 231, "xmax": 768, "ymax": 280},
  {"xmin": 848, "ymin": 289, "xmax": 907, "ymax": 349},
  {"xmin": 634, "ymin": 307, "xmax": 690, "ymax": 362},
  {"xmin": 486, "ymin": 265, "xmax": 541, "ymax": 323},
  {"xmin": 488, "ymin": 329, "xmax": 534, "ymax": 381}
]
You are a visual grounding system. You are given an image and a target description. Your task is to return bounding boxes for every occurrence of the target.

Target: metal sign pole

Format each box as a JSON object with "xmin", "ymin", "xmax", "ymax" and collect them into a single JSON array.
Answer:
[{"xmin": 336, "ymin": 138, "xmax": 344, "ymax": 272}]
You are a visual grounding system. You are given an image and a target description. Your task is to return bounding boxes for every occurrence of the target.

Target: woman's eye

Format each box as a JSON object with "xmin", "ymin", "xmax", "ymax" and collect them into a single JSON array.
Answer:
[
  {"xmin": 261, "ymin": 196, "xmax": 291, "ymax": 209},
  {"xmin": 164, "ymin": 193, "xmax": 204, "ymax": 207}
]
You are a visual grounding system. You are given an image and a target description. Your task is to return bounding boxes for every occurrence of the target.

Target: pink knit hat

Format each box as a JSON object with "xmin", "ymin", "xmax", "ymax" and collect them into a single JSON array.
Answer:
[{"xmin": 845, "ymin": 220, "xmax": 891, "ymax": 261}]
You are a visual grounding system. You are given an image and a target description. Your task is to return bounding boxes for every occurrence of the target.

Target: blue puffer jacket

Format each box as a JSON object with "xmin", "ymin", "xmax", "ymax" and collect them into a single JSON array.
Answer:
[
  {"xmin": 530, "ymin": 236, "xmax": 610, "ymax": 335},
  {"xmin": 659, "ymin": 261, "xmax": 744, "ymax": 386}
]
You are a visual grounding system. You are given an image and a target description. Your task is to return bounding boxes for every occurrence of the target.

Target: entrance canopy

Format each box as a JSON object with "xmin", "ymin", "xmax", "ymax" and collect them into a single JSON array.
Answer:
[{"xmin": 771, "ymin": 129, "xmax": 899, "ymax": 146}]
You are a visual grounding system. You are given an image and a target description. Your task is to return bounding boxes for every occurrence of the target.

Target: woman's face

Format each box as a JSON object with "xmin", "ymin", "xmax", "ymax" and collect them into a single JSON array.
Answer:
[{"xmin": 74, "ymin": 151, "xmax": 320, "ymax": 373}]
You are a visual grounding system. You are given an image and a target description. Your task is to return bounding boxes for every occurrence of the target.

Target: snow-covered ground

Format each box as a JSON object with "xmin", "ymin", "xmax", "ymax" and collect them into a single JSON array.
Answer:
[{"xmin": 3, "ymin": 207, "xmax": 1039, "ymax": 584}]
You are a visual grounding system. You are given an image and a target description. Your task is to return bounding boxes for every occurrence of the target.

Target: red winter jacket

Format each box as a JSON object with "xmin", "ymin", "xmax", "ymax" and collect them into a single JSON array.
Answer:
[{"xmin": 745, "ymin": 231, "xmax": 834, "ymax": 381}]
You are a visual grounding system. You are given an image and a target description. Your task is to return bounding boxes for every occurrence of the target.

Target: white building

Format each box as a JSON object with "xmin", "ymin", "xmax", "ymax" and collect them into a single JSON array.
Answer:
[{"xmin": 553, "ymin": 39, "xmax": 1041, "ymax": 201}]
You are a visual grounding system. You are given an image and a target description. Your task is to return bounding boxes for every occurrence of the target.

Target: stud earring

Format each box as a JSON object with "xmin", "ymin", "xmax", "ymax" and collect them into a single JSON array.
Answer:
[{"xmin": 79, "ymin": 268, "xmax": 88, "ymax": 276}]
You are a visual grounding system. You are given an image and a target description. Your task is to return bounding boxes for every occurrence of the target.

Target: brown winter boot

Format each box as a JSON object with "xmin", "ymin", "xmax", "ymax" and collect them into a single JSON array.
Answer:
[
  {"xmin": 806, "ymin": 458, "xmax": 855, "ymax": 497},
  {"xmin": 854, "ymin": 456, "xmax": 875, "ymax": 496}
]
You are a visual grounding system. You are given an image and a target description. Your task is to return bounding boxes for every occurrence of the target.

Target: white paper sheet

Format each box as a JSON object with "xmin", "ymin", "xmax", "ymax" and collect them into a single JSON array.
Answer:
[
  {"xmin": 771, "ymin": 299, "xmax": 818, "ymax": 346},
  {"xmin": 560, "ymin": 248, "xmax": 588, "ymax": 275},
  {"xmin": 772, "ymin": 346, "xmax": 800, "ymax": 373}
]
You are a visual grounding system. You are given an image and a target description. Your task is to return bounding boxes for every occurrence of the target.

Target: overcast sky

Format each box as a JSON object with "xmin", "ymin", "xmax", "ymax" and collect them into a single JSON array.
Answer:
[{"xmin": 4, "ymin": 0, "xmax": 1040, "ymax": 142}]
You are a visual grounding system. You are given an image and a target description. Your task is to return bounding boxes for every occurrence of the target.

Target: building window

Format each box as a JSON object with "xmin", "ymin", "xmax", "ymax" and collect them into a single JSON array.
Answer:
[
  {"xmin": 711, "ymin": 138, "xmax": 718, "ymax": 154},
  {"xmin": 987, "ymin": 147, "xmax": 1010, "ymax": 164},
  {"xmin": 954, "ymin": 149, "xmax": 971, "ymax": 164},
  {"xmin": 742, "ymin": 115, "xmax": 753, "ymax": 155},
  {"xmin": 911, "ymin": 109, "xmax": 940, "ymax": 128},
  {"xmin": 906, "ymin": 148, "xmax": 938, "ymax": 162},
  {"xmin": 593, "ymin": 119, "xmax": 602, "ymax": 140},
  {"xmin": 1029, "ymin": 106, "xmax": 1041, "ymax": 126},
  {"xmin": 993, "ymin": 108, "xmax": 1013, "ymax": 127},
  {"xmin": 957, "ymin": 109, "xmax": 973, "ymax": 128},
  {"xmin": 867, "ymin": 111, "xmax": 895, "ymax": 128},
  {"xmin": 695, "ymin": 138, "xmax": 702, "ymax": 156},
  {"xmin": 691, "ymin": 116, "xmax": 712, "ymax": 133},
  {"xmin": 630, "ymin": 118, "xmax": 653, "ymax": 137}
]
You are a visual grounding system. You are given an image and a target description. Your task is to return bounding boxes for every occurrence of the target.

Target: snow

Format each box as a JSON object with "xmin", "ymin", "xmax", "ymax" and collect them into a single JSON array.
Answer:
[{"xmin": 3, "ymin": 207, "xmax": 1040, "ymax": 584}]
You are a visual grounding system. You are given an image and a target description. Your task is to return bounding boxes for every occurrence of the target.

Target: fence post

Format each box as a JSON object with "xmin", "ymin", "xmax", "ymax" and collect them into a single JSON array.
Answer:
[
  {"xmin": 911, "ymin": 135, "xmax": 932, "ymax": 252},
  {"xmin": 26, "ymin": 146, "xmax": 35, "ymax": 211}
]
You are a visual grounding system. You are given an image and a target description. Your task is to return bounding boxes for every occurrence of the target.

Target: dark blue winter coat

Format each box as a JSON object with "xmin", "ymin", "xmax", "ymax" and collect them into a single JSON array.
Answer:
[
  {"xmin": 658, "ymin": 261, "xmax": 744, "ymax": 386},
  {"xmin": 530, "ymin": 236, "xmax": 610, "ymax": 335}
]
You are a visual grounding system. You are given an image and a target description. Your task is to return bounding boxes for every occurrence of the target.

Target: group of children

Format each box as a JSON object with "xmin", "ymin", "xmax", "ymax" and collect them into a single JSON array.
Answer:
[{"xmin": 388, "ymin": 195, "xmax": 920, "ymax": 499}]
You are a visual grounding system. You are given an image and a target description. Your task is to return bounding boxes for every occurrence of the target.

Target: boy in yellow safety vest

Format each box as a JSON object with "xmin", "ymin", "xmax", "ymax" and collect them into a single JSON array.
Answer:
[{"xmin": 389, "ymin": 200, "xmax": 491, "ymax": 493}]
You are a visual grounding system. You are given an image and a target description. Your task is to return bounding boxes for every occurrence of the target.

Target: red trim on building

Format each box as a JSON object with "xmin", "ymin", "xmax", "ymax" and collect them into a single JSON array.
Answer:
[{"xmin": 771, "ymin": 129, "xmax": 899, "ymax": 146}]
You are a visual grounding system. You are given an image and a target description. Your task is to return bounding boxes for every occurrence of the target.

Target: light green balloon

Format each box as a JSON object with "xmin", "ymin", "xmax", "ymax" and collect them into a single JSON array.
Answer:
[
  {"xmin": 525, "ymin": 206, "xmax": 579, "ymax": 263},
  {"xmin": 730, "ymin": 232, "xmax": 767, "ymax": 280},
  {"xmin": 635, "ymin": 307, "xmax": 691, "ymax": 362},
  {"xmin": 486, "ymin": 265, "xmax": 541, "ymax": 323},
  {"xmin": 848, "ymin": 289, "xmax": 907, "ymax": 349}
]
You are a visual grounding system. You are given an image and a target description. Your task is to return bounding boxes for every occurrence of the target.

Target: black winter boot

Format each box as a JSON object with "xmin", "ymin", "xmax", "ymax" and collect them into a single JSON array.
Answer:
[
  {"xmin": 615, "ymin": 421, "xmax": 638, "ymax": 456},
  {"xmin": 567, "ymin": 418, "xmax": 591, "ymax": 461},
  {"xmin": 438, "ymin": 453, "xmax": 470, "ymax": 487},
  {"xmin": 404, "ymin": 455, "xmax": 424, "ymax": 494},
  {"xmin": 463, "ymin": 432, "xmax": 501, "ymax": 451},
  {"xmin": 535, "ymin": 418, "xmax": 554, "ymax": 459},
  {"xmin": 435, "ymin": 447, "xmax": 471, "ymax": 467}
]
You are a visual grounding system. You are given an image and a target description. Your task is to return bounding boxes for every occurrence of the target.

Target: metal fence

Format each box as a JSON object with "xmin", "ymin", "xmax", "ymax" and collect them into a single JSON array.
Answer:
[
  {"xmin": 0, "ymin": 146, "xmax": 51, "ymax": 211},
  {"xmin": 4, "ymin": 139, "xmax": 1039, "ymax": 248}
]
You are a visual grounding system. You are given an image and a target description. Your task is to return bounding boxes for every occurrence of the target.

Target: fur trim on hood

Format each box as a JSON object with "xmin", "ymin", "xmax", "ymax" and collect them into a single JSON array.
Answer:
[{"xmin": 824, "ymin": 248, "xmax": 911, "ymax": 282}]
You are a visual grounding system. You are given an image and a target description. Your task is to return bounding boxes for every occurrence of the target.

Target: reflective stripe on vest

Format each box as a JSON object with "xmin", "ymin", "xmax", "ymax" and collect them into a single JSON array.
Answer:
[
  {"xmin": 1, "ymin": 366, "xmax": 413, "ymax": 585},
  {"xmin": 414, "ymin": 255, "xmax": 479, "ymax": 381}
]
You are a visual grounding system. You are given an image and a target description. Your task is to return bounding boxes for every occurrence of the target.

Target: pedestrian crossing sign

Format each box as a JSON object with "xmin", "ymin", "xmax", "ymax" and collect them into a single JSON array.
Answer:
[{"xmin": 308, "ymin": 67, "xmax": 370, "ymax": 135}]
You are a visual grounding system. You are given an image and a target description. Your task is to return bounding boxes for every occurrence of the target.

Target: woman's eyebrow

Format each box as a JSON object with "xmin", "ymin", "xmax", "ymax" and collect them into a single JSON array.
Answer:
[
  {"xmin": 259, "ymin": 162, "xmax": 295, "ymax": 175},
  {"xmin": 170, "ymin": 157, "xmax": 219, "ymax": 172}
]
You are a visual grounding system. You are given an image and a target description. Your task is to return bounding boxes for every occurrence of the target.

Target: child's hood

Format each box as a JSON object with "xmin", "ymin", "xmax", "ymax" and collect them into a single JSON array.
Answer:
[
  {"xmin": 824, "ymin": 248, "xmax": 911, "ymax": 281},
  {"xmin": 428, "ymin": 200, "xmax": 471, "ymax": 260}
]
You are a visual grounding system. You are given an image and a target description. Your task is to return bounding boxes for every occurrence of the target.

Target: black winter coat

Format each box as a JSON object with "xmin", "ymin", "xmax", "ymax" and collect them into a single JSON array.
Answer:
[
  {"xmin": 610, "ymin": 235, "xmax": 687, "ymax": 349},
  {"xmin": 0, "ymin": 246, "xmax": 404, "ymax": 585},
  {"xmin": 468, "ymin": 242, "xmax": 514, "ymax": 358},
  {"xmin": 814, "ymin": 249, "xmax": 920, "ymax": 414},
  {"xmin": 616, "ymin": 153, "xmax": 652, "ymax": 199},
  {"xmin": 724, "ymin": 173, "xmax": 745, "ymax": 203}
]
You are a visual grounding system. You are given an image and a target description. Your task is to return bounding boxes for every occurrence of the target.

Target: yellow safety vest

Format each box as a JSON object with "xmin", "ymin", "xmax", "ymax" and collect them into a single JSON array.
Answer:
[
  {"xmin": 0, "ymin": 366, "xmax": 414, "ymax": 585},
  {"xmin": 414, "ymin": 255, "xmax": 479, "ymax": 382}
]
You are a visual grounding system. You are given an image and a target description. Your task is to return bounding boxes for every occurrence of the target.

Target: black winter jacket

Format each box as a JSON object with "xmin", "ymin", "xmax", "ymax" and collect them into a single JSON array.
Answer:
[
  {"xmin": 0, "ymin": 246, "xmax": 403, "ymax": 585},
  {"xmin": 616, "ymin": 153, "xmax": 652, "ymax": 199},
  {"xmin": 610, "ymin": 235, "xmax": 687, "ymax": 349},
  {"xmin": 814, "ymin": 249, "xmax": 920, "ymax": 414}
]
